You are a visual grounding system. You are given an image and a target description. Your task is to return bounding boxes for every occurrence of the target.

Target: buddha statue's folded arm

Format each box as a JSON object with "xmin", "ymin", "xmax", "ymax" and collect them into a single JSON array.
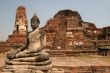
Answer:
[
  {"xmin": 7, "ymin": 35, "xmax": 29, "ymax": 59},
  {"xmin": 18, "ymin": 37, "xmax": 29, "ymax": 52}
]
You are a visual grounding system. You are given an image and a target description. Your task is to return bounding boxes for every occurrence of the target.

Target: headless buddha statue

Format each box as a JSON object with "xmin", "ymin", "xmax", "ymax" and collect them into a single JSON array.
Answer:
[{"xmin": 4, "ymin": 14, "xmax": 52, "ymax": 73}]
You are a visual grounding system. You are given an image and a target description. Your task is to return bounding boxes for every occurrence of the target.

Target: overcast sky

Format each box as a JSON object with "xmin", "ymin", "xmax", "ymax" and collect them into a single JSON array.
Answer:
[{"xmin": 0, "ymin": 0, "xmax": 110, "ymax": 41}]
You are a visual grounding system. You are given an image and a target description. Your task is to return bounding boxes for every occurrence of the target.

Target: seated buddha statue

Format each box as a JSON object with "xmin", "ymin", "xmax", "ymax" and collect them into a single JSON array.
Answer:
[{"xmin": 5, "ymin": 13, "xmax": 52, "ymax": 73}]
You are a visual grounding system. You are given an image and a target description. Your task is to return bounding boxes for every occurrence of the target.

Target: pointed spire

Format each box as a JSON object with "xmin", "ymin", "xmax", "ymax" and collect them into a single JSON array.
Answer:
[{"xmin": 33, "ymin": 12, "xmax": 37, "ymax": 17}]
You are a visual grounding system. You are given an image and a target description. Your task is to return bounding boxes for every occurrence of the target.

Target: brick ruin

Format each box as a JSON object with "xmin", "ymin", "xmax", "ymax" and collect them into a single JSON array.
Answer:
[
  {"xmin": 0, "ymin": 6, "xmax": 28, "ymax": 53},
  {"xmin": 0, "ymin": 7, "xmax": 110, "ymax": 56},
  {"xmin": 0, "ymin": 6, "xmax": 110, "ymax": 73},
  {"xmin": 42, "ymin": 10, "xmax": 110, "ymax": 73},
  {"xmin": 0, "ymin": 7, "xmax": 109, "ymax": 56},
  {"xmin": 42, "ymin": 10, "xmax": 110, "ymax": 57}
]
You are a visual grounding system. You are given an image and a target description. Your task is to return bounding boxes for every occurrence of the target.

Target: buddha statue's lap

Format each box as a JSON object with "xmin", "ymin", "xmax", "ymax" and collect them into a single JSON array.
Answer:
[
  {"xmin": 8, "ymin": 26, "xmax": 45, "ymax": 58},
  {"xmin": 7, "ymin": 31, "xmax": 49, "ymax": 63}
]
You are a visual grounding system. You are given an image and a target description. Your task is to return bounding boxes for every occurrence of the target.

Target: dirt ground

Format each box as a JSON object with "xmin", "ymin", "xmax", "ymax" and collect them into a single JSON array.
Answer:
[{"xmin": 0, "ymin": 53, "xmax": 110, "ymax": 72}]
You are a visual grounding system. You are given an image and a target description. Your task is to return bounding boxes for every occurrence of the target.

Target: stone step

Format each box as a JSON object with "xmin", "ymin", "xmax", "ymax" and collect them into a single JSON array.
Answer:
[
  {"xmin": 78, "ymin": 71, "xmax": 92, "ymax": 73},
  {"xmin": 1, "ymin": 72, "xmax": 12, "ymax": 73},
  {"xmin": 2, "ymin": 69, "xmax": 40, "ymax": 73},
  {"xmin": 5, "ymin": 64, "xmax": 52, "ymax": 71},
  {"xmin": 3, "ymin": 69, "xmax": 14, "ymax": 72}
]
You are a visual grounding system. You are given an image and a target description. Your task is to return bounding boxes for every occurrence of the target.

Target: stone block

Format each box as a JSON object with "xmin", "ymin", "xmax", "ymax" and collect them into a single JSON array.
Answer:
[{"xmin": 14, "ymin": 69, "xmax": 36, "ymax": 73}]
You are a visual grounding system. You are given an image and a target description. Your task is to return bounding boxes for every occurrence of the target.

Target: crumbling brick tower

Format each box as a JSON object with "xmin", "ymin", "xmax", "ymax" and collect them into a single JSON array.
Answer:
[
  {"xmin": 6, "ymin": 6, "xmax": 28, "ymax": 49},
  {"xmin": 14, "ymin": 6, "xmax": 28, "ymax": 34}
]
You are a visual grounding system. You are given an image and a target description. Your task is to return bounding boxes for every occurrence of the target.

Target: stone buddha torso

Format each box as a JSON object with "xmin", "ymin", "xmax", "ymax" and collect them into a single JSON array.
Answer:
[{"xmin": 28, "ymin": 28, "xmax": 42, "ymax": 51}]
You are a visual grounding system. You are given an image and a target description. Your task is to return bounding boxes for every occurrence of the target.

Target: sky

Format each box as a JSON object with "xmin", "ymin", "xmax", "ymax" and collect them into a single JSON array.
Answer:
[{"xmin": 0, "ymin": 0, "xmax": 110, "ymax": 41}]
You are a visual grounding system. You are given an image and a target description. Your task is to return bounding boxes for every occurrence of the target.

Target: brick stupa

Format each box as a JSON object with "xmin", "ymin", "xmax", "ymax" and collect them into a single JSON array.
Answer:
[{"xmin": 6, "ymin": 6, "xmax": 28, "ymax": 49}]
